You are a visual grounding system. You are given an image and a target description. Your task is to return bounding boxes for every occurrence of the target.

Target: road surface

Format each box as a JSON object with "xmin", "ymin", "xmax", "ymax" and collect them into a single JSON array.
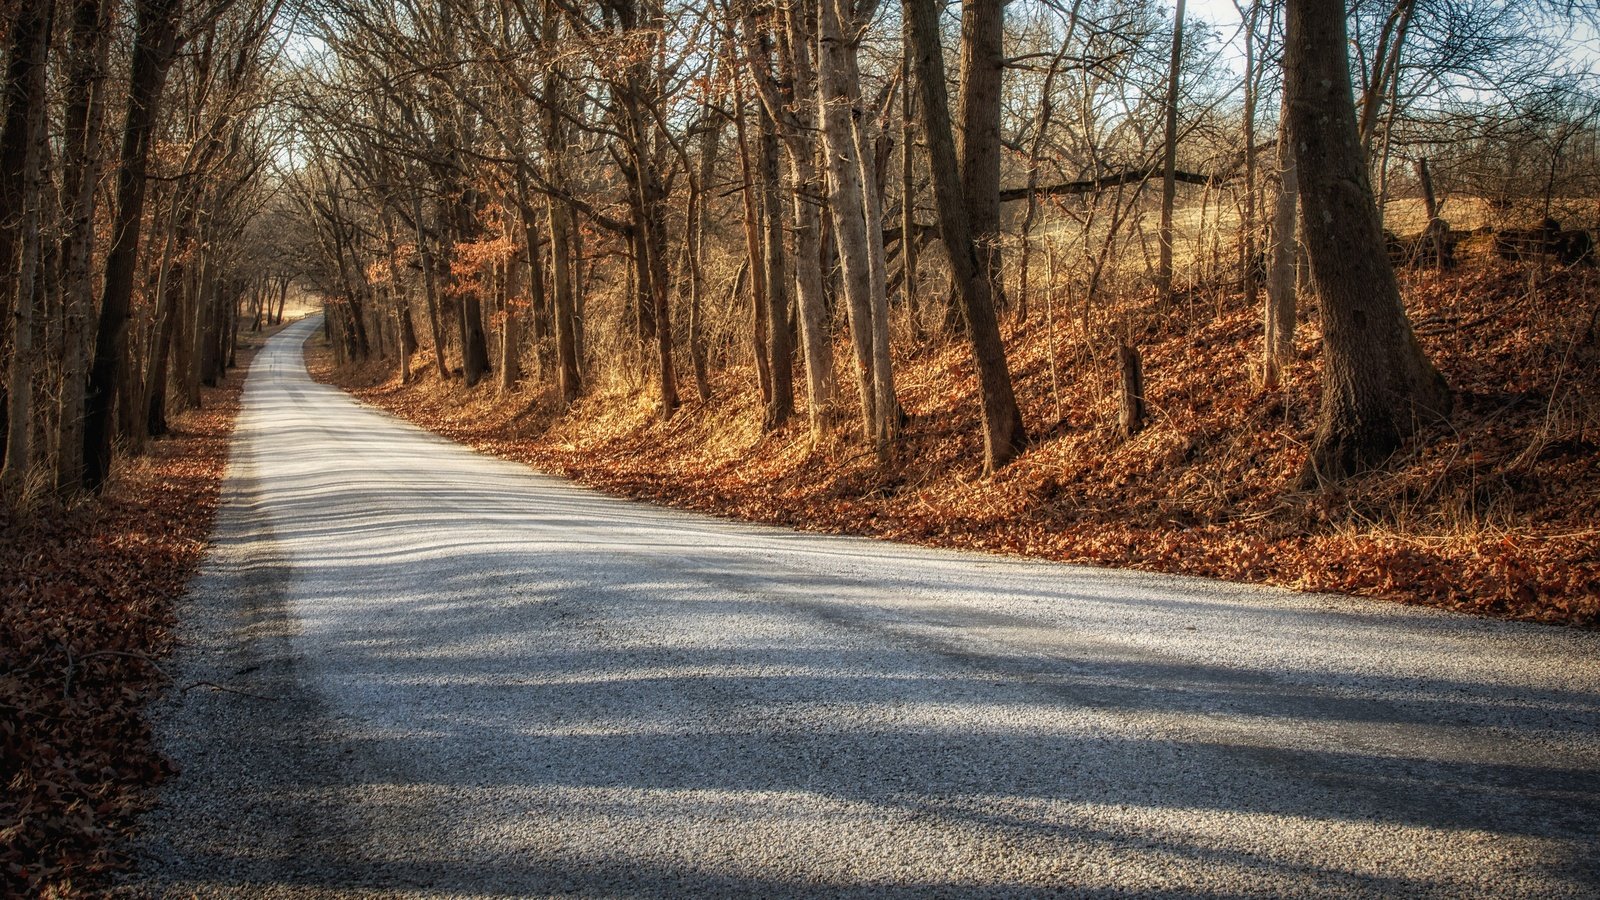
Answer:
[{"xmin": 130, "ymin": 317, "xmax": 1600, "ymax": 898}]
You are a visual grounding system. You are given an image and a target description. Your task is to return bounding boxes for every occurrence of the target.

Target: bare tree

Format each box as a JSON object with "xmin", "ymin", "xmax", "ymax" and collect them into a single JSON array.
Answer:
[
  {"xmin": 82, "ymin": 0, "xmax": 184, "ymax": 492},
  {"xmin": 905, "ymin": 0, "xmax": 1024, "ymax": 473},
  {"xmin": 1285, "ymin": 0, "xmax": 1449, "ymax": 486},
  {"xmin": 818, "ymin": 0, "xmax": 898, "ymax": 451},
  {"xmin": 0, "ymin": 0, "xmax": 52, "ymax": 503},
  {"xmin": 1154, "ymin": 0, "xmax": 1185, "ymax": 305}
]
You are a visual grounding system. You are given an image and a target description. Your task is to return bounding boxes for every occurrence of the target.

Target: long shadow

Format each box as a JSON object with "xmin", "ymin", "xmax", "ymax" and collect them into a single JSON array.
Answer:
[{"xmin": 132, "ymin": 317, "xmax": 1600, "ymax": 897}]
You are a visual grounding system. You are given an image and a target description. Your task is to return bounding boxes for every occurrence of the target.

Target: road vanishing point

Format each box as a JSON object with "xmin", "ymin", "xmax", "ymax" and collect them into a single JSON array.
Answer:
[{"xmin": 130, "ymin": 317, "xmax": 1600, "ymax": 898}]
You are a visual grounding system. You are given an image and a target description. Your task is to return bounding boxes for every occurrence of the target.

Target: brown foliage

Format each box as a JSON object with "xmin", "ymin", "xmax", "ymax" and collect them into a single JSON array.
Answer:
[
  {"xmin": 317, "ymin": 262, "xmax": 1599, "ymax": 628},
  {"xmin": 1, "ymin": 338, "xmax": 257, "ymax": 897}
]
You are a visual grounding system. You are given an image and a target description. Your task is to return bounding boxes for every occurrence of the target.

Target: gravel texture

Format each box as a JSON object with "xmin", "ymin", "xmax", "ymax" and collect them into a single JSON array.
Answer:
[{"xmin": 126, "ymin": 317, "xmax": 1600, "ymax": 898}]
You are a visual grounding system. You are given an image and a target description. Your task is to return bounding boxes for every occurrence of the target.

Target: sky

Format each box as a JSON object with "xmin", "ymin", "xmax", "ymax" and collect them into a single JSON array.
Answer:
[{"xmin": 1183, "ymin": 0, "xmax": 1600, "ymax": 77}]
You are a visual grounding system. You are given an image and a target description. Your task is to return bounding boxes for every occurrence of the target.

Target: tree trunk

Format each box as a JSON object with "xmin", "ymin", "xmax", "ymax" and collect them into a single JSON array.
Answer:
[
  {"xmin": 548, "ymin": 199, "xmax": 581, "ymax": 406},
  {"xmin": 900, "ymin": 40, "xmax": 921, "ymax": 339},
  {"xmin": 540, "ymin": 12, "xmax": 581, "ymax": 407},
  {"xmin": 412, "ymin": 195, "xmax": 451, "ymax": 380},
  {"xmin": 397, "ymin": 299, "xmax": 417, "ymax": 384},
  {"xmin": 381, "ymin": 211, "xmax": 415, "ymax": 384},
  {"xmin": 0, "ymin": 0, "xmax": 55, "ymax": 488},
  {"xmin": 53, "ymin": 0, "xmax": 110, "ymax": 495},
  {"xmin": 1285, "ymin": 0, "xmax": 1449, "ymax": 487},
  {"xmin": 1415, "ymin": 156, "xmax": 1447, "ymax": 268},
  {"xmin": 1117, "ymin": 341, "xmax": 1146, "ymax": 438},
  {"xmin": 1357, "ymin": 0, "xmax": 1415, "ymax": 161},
  {"xmin": 184, "ymin": 253, "xmax": 213, "ymax": 401},
  {"xmin": 818, "ymin": 0, "xmax": 893, "ymax": 448},
  {"xmin": 500, "ymin": 250, "xmax": 522, "ymax": 394},
  {"xmin": 198, "ymin": 263, "xmax": 223, "ymax": 387},
  {"xmin": 83, "ymin": 0, "xmax": 180, "ymax": 491},
  {"xmin": 641, "ymin": 177, "xmax": 679, "ymax": 418},
  {"xmin": 760, "ymin": 102, "xmax": 793, "ymax": 429},
  {"xmin": 1, "ymin": 0, "xmax": 52, "ymax": 503},
  {"xmin": 957, "ymin": 0, "xmax": 1004, "ymax": 312},
  {"xmin": 454, "ymin": 198, "xmax": 489, "ymax": 385},
  {"xmin": 226, "ymin": 283, "xmax": 240, "ymax": 369},
  {"xmin": 847, "ymin": 28, "xmax": 898, "ymax": 447},
  {"xmin": 1238, "ymin": 0, "xmax": 1260, "ymax": 305},
  {"xmin": 734, "ymin": 85, "xmax": 773, "ymax": 409},
  {"xmin": 518, "ymin": 195, "xmax": 549, "ymax": 377},
  {"xmin": 1263, "ymin": 109, "xmax": 1297, "ymax": 390},
  {"xmin": 687, "ymin": 100, "xmax": 721, "ymax": 404},
  {"xmin": 1155, "ymin": 0, "xmax": 1185, "ymax": 304},
  {"xmin": 760, "ymin": 3, "xmax": 834, "ymax": 437},
  {"xmin": 904, "ymin": 0, "xmax": 1025, "ymax": 473},
  {"xmin": 144, "ymin": 227, "xmax": 186, "ymax": 438}
]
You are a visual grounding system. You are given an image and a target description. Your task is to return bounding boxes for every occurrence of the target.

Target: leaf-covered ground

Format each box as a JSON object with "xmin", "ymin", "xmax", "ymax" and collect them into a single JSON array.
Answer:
[
  {"xmin": 318, "ymin": 259, "xmax": 1600, "ymax": 627},
  {"xmin": 1, "ymin": 334, "xmax": 266, "ymax": 898}
]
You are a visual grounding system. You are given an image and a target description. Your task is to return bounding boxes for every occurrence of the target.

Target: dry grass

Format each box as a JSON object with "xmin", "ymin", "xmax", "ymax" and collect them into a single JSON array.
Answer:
[{"xmin": 316, "ymin": 258, "xmax": 1600, "ymax": 627}]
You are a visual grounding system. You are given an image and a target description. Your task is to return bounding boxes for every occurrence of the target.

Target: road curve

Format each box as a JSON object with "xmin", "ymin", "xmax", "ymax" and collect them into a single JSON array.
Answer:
[{"xmin": 129, "ymin": 317, "xmax": 1600, "ymax": 898}]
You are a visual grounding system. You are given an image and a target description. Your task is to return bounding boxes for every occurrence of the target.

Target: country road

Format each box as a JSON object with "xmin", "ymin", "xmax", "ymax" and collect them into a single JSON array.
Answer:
[{"xmin": 129, "ymin": 316, "xmax": 1600, "ymax": 898}]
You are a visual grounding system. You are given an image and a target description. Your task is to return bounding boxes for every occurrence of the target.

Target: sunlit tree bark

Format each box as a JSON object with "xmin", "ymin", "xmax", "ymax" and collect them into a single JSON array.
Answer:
[{"xmin": 1285, "ymin": 0, "xmax": 1449, "ymax": 486}]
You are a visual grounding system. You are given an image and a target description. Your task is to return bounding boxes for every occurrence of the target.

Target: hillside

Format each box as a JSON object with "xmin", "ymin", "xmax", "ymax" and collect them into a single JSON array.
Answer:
[{"xmin": 316, "ymin": 260, "xmax": 1600, "ymax": 627}]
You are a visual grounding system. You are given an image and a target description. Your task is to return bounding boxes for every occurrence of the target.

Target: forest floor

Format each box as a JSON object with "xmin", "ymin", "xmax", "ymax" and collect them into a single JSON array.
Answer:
[
  {"xmin": 315, "ymin": 257, "xmax": 1600, "ymax": 628},
  {"xmin": 1, "ymin": 323, "xmax": 284, "ymax": 898}
]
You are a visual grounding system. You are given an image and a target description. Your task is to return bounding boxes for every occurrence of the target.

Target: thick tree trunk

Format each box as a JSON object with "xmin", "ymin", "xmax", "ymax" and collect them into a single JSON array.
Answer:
[
  {"xmin": 226, "ymin": 284, "xmax": 240, "ymax": 369},
  {"xmin": 459, "ymin": 290, "xmax": 489, "ymax": 384},
  {"xmin": 1285, "ymin": 0, "xmax": 1449, "ymax": 487},
  {"xmin": 198, "ymin": 265, "xmax": 223, "ymax": 387},
  {"xmin": 398, "ymin": 300, "xmax": 417, "ymax": 384},
  {"xmin": 904, "ymin": 0, "xmax": 1025, "ymax": 473},
  {"xmin": 0, "ymin": 3, "xmax": 44, "ymax": 470},
  {"xmin": 0, "ymin": 0, "xmax": 55, "ymax": 485},
  {"xmin": 957, "ymin": 0, "xmax": 1004, "ymax": 312},
  {"xmin": 83, "ymin": 0, "xmax": 181, "ymax": 491},
  {"xmin": 54, "ymin": 0, "xmax": 109, "ymax": 495}
]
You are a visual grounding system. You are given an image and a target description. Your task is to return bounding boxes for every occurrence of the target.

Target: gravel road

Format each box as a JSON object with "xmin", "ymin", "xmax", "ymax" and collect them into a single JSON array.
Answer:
[{"xmin": 127, "ymin": 316, "xmax": 1600, "ymax": 898}]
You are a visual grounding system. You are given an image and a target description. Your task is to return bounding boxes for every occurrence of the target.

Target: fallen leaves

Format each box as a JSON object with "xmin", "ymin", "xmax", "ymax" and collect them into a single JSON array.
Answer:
[
  {"xmin": 2, "ymin": 340, "xmax": 257, "ymax": 898},
  {"xmin": 315, "ymin": 260, "xmax": 1599, "ymax": 628}
]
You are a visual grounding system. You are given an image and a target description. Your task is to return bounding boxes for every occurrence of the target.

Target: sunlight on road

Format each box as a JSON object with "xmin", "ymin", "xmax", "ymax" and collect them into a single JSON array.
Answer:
[{"xmin": 133, "ymin": 319, "xmax": 1600, "ymax": 898}]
